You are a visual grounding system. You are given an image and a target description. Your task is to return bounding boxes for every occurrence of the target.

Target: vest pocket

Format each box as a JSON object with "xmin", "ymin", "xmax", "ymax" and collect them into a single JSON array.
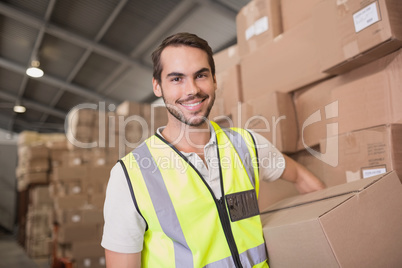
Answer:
[{"xmin": 226, "ymin": 189, "xmax": 259, "ymax": 222}]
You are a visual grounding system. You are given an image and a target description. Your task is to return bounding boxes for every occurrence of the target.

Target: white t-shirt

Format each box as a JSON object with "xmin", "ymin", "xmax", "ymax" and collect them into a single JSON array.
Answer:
[{"xmin": 101, "ymin": 127, "xmax": 285, "ymax": 253}]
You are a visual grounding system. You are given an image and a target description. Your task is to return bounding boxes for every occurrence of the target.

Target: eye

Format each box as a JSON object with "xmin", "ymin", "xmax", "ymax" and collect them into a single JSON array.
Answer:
[
  {"xmin": 196, "ymin": 73, "xmax": 207, "ymax": 79},
  {"xmin": 171, "ymin": 77, "xmax": 181, "ymax": 82}
]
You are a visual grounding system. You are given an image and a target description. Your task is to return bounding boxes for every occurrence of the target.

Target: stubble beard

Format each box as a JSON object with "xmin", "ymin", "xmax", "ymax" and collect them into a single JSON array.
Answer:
[{"xmin": 161, "ymin": 89, "xmax": 215, "ymax": 127}]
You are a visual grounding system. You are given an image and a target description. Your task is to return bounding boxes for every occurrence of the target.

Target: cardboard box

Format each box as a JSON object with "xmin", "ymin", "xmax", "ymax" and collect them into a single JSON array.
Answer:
[
  {"xmin": 294, "ymin": 49, "xmax": 402, "ymax": 149},
  {"xmin": 52, "ymin": 165, "xmax": 88, "ymax": 181},
  {"xmin": 75, "ymin": 256, "xmax": 106, "ymax": 268},
  {"xmin": 289, "ymin": 145, "xmax": 324, "ymax": 180},
  {"xmin": 241, "ymin": 17, "xmax": 331, "ymax": 100},
  {"xmin": 232, "ymin": 92, "xmax": 298, "ymax": 153},
  {"xmin": 67, "ymin": 108, "xmax": 96, "ymax": 126},
  {"xmin": 18, "ymin": 144, "xmax": 49, "ymax": 159},
  {"xmin": 293, "ymin": 78, "xmax": 337, "ymax": 150},
  {"xmin": 210, "ymin": 64, "xmax": 242, "ymax": 118},
  {"xmin": 236, "ymin": 0, "xmax": 282, "ymax": 57},
  {"xmin": 71, "ymin": 240, "xmax": 105, "ymax": 259},
  {"xmin": 332, "ymin": 49, "xmax": 402, "ymax": 134},
  {"xmin": 30, "ymin": 185, "xmax": 52, "ymax": 207},
  {"xmin": 55, "ymin": 208, "xmax": 103, "ymax": 225},
  {"xmin": 26, "ymin": 237, "xmax": 51, "ymax": 258},
  {"xmin": 18, "ymin": 131, "xmax": 40, "ymax": 146},
  {"xmin": 53, "ymin": 180, "xmax": 85, "ymax": 196},
  {"xmin": 116, "ymin": 101, "xmax": 142, "ymax": 117},
  {"xmin": 213, "ymin": 44, "xmax": 240, "ymax": 73},
  {"xmin": 260, "ymin": 171, "xmax": 402, "ymax": 267},
  {"xmin": 142, "ymin": 103, "xmax": 168, "ymax": 135},
  {"xmin": 88, "ymin": 165, "xmax": 113, "ymax": 183},
  {"xmin": 89, "ymin": 193, "xmax": 106, "ymax": 210},
  {"xmin": 321, "ymin": 124, "xmax": 402, "ymax": 188},
  {"xmin": 258, "ymin": 179, "xmax": 299, "ymax": 212},
  {"xmin": 17, "ymin": 158, "xmax": 50, "ymax": 174},
  {"xmin": 54, "ymin": 195, "xmax": 88, "ymax": 210},
  {"xmin": 313, "ymin": 0, "xmax": 402, "ymax": 74},
  {"xmin": 281, "ymin": 0, "xmax": 321, "ymax": 31},
  {"xmin": 58, "ymin": 223, "xmax": 100, "ymax": 243}
]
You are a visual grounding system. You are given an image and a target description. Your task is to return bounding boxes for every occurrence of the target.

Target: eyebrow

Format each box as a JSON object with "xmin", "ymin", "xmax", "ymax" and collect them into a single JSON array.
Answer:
[
  {"xmin": 194, "ymin": 68, "xmax": 210, "ymax": 76},
  {"xmin": 166, "ymin": 67, "xmax": 210, "ymax": 78}
]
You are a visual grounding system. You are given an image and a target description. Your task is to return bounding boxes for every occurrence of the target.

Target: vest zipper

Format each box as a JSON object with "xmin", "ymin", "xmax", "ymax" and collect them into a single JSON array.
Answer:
[{"xmin": 216, "ymin": 197, "xmax": 243, "ymax": 268}]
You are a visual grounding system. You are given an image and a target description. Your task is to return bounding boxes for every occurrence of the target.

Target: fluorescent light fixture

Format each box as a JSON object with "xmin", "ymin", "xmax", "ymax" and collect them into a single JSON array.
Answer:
[
  {"xmin": 26, "ymin": 60, "xmax": 44, "ymax": 78},
  {"xmin": 13, "ymin": 105, "xmax": 26, "ymax": 113}
]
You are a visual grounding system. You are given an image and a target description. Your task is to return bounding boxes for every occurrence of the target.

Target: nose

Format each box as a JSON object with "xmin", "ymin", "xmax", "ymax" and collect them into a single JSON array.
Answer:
[{"xmin": 185, "ymin": 78, "xmax": 200, "ymax": 95}]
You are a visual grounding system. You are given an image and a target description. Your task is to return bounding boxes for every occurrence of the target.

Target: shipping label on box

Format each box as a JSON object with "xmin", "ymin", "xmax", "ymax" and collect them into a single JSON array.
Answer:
[
  {"xmin": 321, "ymin": 124, "xmax": 402, "ymax": 187},
  {"xmin": 313, "ymin": 0, "xmax": 402, "ymax": 74}
]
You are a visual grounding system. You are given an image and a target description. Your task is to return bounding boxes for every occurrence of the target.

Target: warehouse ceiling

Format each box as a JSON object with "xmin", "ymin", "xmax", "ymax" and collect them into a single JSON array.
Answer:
[{"xmin": 0, "ymin": 0, "xmax": 248, "ymax": 134}]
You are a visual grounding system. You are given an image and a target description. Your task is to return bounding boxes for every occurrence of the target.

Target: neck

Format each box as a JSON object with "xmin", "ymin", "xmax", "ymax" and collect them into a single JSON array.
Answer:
[{"xmin": 161, "ymin": 118, "xmax": 212, "ymax": 153}]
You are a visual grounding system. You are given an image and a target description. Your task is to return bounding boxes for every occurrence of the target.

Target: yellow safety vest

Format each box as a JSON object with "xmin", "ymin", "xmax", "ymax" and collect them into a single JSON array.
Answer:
[{"xmin": 120, "ymin": 122, "xmax": 268, "ymax": 268}]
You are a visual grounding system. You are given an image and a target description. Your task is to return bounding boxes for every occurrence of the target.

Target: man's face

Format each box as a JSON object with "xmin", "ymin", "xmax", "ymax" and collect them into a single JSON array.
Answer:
[{"xmin": 152, "ymin": 45, "xmax": 216, "ymax": 127}]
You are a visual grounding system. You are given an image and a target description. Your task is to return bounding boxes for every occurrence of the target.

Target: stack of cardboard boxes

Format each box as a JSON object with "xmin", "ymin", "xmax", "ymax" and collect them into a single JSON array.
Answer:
[
  {"xmin": 25, "ymin": 185, "xmax": 53, "ymax": 258},
  {"xmin": 114, "ymin": 101, "xmax": 168, "ymax": 155},
  {"xmin": 15, "ymin": 132, "xmax": 66, "ymax": 254},
  {"xmin": 15, "ymin": 102, "xmax": 167, "ymax": 266},
  {"xmin": 51, "ymin": 108, "xmax": 117, "ymax": 268},
  {"xmin": 212, "ymin": 0, "xmax": 402, "ymax": 201},
  {"xmin": 210, "ymin": 0, "xmax": 402, "ymax": 266}
]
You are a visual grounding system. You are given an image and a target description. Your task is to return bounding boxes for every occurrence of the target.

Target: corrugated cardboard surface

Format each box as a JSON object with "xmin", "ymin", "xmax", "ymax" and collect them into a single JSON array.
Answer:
[
  {"xmin": 241, "ymin": 17, "xmax": 330, "ymax": 100},
  {"xmin": 313, "ymin": 0, "xmax": 402, "ymax": 74},
  {"xmin": 260, "ymin": 171, "xmax": 402, "ymax": 267},
  {"xmin": 213, "ymin": 44, "xmax": 240, "ymax": 73},
  {"xmin": 289, "ymin": 145, "xmax": 324, "ymax": 180},
  {"xmin": 232, "ymin": 92, "xmax": 298, "ymax": 152},
  {"xmin": 52, "ymin": 165, "xmax": 89, "ymax": 181},
  {"xmin": 236, "ymin": 0, "xmax": 282, "ymax": 57},
  {"xmin": 257, "ymin": 179, "xmax": 299, "ymax": 212},
  {"xmin": 294, "ymin": 49, "xmax": 402, "ymax": 149},
  {"xmin": 211, "ymin": 64, "xmax": 243, "ymax": 119},
  {"xmin": 321, "ymin": 124, "xmax": 402, "ymax": 187},
  {"xmin": 58, "ymin": 223, "xmax": 101, "ymax": 244},
  {"xmin": 281, "ymin": 0, "xmax": 321, "ymax": 31}
]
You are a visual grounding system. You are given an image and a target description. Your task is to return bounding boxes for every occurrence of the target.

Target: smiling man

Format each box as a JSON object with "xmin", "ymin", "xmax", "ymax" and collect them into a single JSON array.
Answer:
[{"xmin": 102, "ymin": 32, "xmax": 325, "ymax": 268}]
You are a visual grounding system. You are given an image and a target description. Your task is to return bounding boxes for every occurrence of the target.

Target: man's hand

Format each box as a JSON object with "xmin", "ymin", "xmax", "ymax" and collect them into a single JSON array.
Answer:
[{"xmin": 281, "ymin": 155, "xmax": 325, "ymax": 194}]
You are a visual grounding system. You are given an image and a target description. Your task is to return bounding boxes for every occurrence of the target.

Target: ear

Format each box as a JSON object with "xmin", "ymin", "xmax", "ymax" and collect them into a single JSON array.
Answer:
[
  {"xmin": 213, "ymin": 75, "xmax": 217, "ymax": 91},
  {"xmin": 152, "ymin": 78, "xmax": 162, "ymax": 97}
]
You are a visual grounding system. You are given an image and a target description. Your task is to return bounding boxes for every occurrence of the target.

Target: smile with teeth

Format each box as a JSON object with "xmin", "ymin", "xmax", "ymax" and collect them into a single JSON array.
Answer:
[
  {"xmin": 182, "ymin": 100, "xmax": 203, "ymax": 107},
  {"xmin": 180, "ymin": 98, "xmax": 205, "ymax": 108}
]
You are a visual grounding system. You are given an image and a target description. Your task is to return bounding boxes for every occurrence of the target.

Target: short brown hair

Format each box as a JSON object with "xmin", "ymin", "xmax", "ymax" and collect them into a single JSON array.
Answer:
[{"xmin": 151, "ymin": 32, "xmax": 215, "ymax": 84}]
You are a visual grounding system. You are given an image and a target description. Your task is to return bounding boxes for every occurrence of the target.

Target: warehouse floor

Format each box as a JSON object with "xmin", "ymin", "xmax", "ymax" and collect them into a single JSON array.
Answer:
[{"xmin": 0, "ymin": 230, "xmax": 50, "ymax": 268}]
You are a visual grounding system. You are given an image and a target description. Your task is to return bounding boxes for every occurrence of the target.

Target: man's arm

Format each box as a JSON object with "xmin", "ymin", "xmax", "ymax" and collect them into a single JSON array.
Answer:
[
  {"xmin": 105, "ymin": 250, "xmax": 141, "ymax": 268},
  {"xmin": 281, "ymin": 155, "xmax": 325, "ymax": 193}
]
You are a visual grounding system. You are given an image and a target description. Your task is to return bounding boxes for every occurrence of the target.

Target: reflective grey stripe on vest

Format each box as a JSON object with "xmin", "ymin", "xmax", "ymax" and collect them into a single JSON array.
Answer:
[
  {"xmin": 204, "ymin": 242, "xmax": 267, "ymax": 268},
  {"xmin": 222, "ymin": 129, "xmax": 256, "ymax": 188},
  {"xmin": 132, "ymin": 143, "xmax": 193, "ymax": 268}
]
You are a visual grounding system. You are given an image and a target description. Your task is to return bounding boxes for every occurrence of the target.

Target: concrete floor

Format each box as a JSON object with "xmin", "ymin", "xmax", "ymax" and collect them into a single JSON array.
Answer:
[{"xmin": 0, "ymin": 231, "xmax": 50, "ymax": 268}]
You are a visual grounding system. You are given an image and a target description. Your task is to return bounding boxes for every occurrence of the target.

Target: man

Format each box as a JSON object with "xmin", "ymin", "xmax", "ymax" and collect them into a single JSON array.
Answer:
[{"xmin": 102, "ymin": 32, "xmax": 325, "ymax": 268}]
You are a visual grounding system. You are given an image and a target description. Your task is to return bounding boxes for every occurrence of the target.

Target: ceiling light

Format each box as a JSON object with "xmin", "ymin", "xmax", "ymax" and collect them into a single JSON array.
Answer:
[
  {"xmin": 13, "ymin": 104, "xmax": 26, "ymax": 113},
  {"xmin": 26, "ymin": 60, "xmax": 44, "ymax": 78}
]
